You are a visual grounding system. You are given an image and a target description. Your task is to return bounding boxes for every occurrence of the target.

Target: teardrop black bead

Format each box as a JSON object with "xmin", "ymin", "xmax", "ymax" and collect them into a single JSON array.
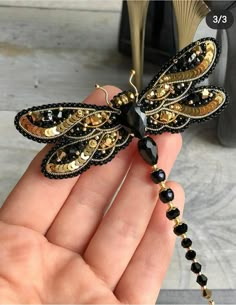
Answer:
[{"xmin": 138, "ymin": 137, "xmax": 158, "ymax": 165}]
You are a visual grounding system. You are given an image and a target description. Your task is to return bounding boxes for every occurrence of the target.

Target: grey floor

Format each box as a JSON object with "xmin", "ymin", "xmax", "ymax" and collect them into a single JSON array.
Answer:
[{"xmin": 0, "ymin": 5, "xmax": 235, "ymax": 305}]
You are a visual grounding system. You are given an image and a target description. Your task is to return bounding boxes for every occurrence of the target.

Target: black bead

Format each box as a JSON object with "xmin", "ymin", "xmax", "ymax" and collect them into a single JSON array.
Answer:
[
  {"xmin": 185, "ymin": 250, "xmax": 196, "ymax": 260},
  {"xmin": 174, "ymin": 223, "xmax": 188, "ymax": 236},
  {"xmin": 67, "ymin": 147, "xmax": 78, "ymax": 160},
  {"xmin": 138, "ymin": 137, "xmax": 158, "ymax": 165},
  {"xmin": 188, "ymin": 93, "xmax": 201, "ymax": 104},
  {"xmin": 151, "ymin": 169, "xmax": 166, "ymax": 183},
  {"xmin": 197, "ymin": 274, "xmax": 208, "ymax": 286},
  {"xmin": 181, "ymin": 238, "xmax": 192, "ymax": 248},
  {"xmin": 166, "ymin": 207, "xmax": 180, "ymax": 220},
  {"xmin": 120, "ymin": 103, "xmax": 147, "ymax": 138},
  {"xmin": 159, "ymin": 188, "xmax": 174, "ymax": 203},
  {"xmin": 191, "ymin": 262, "xmax": 202, "ymax": 274}
]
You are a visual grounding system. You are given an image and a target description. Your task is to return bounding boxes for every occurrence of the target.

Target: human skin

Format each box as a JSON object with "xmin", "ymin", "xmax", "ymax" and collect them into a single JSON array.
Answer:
[{"xmin": 0, "ymin": 86, "xmax": 184, "ymax": 304}]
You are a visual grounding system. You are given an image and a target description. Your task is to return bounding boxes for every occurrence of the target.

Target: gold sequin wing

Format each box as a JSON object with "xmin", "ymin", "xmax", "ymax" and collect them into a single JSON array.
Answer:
[
  {"xmin": 42, "ymin": 126, "xmax": 132, "ymax": 179},
  {"xmin": 139, "ymin": 37, "xmax": 220, "ymax": 113},
  {"xmin": 15, "ymin": 103, "xmax": 119, "ymax": 143},
  {"xmin": 145, "ymin": 86, "xmax": 228, "ymax": 134}
]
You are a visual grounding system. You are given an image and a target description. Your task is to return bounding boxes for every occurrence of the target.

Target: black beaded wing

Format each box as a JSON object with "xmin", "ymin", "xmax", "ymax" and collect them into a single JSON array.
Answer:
[
  {"xmin": 15, "ymin": 103, "xmax": 131, "ymax": 178},
  {"xmin": 138, "ymin": 37, "xmax": 228, "ymax": 134}
]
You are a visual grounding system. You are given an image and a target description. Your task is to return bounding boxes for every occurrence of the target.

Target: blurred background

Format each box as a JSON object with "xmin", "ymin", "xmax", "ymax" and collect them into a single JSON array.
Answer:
[{"xmin": 0, "ymin": 1, "xmax": 235, "ymax": 304}]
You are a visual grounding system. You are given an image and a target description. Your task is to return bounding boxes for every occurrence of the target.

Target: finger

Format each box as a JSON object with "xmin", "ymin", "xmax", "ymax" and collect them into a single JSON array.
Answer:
[
  {"xmin": 0, "ymin": 86, "xmax": 116, "ymax": 234},
  {"xmin": 46, "ymin": 92, "xmax": 137, "ymax": 252},
  {"xmin": 84, "ymin": 133, "xmax": 182, "ymax": 289},
  {"xmin": 115, "ymin": 182, "xmax": 185, "ymax": 304}
]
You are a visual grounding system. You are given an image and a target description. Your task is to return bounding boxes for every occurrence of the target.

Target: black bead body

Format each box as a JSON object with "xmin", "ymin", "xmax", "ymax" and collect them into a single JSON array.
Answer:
[{"xmin": 120, "ymin": 103, "xmax": 147, "ymax": 138}]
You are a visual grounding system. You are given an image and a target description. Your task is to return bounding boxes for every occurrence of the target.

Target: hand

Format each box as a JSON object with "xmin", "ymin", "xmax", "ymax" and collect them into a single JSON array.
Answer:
[{"xmin": 0, "ymin": 86, "xmax": 184, "ymax": 304}]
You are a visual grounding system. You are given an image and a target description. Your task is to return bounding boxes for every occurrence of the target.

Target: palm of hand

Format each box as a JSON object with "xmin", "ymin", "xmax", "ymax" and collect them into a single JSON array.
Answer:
[
  {"xmin": 0, "ymin": 222, "xmax": 118, "ymax": 304},
  {"xmin": 0, "ymin": 87, "xmax": 184, "ymax": 304}
]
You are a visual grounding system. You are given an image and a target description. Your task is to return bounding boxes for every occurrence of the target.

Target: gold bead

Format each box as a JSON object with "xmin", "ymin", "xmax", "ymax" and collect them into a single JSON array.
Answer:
[
  {"xmin": 202, "ymin": 88, "xmax": 210, "ymax": 99},
  {"xmin": 152, "ymin": 164, "xmax": 158, "ymax": 171},
  {"xmin": 85, "ymin": 117, "xmax": 91, "ymax": 124},
  {"xmin": 174, "ymin": 218, "xmax": 180, "ymax": 226},
  {"xmin": 208, "ymin": 301, "xmax": 215, "ymax": 305},
  {"xmin": 160, "ymin": 182, "xmax": 166, "ymax": 189},
  {"xmin": 105, "ymin": 137, "xmax": 112, "ymax": 146},
  {"xmin": 128, "ymin": 92, "xmax": 135, "ymax": 100},
  {"xmin": 202, "ymin": 288, "xmax": 212, "ymax": 299}
]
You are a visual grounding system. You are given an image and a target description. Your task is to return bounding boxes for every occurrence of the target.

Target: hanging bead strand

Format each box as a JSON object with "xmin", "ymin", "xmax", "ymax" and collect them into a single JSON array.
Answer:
[{"xmin": 138, "ymin": 136, "xmax": 215, "ymax": 305}]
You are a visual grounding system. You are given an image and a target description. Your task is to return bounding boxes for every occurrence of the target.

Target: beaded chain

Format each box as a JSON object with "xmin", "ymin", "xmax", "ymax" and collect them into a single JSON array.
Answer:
[{"xmin": 138, "ymin": 136, "xmax": 215, "ymax": 305}]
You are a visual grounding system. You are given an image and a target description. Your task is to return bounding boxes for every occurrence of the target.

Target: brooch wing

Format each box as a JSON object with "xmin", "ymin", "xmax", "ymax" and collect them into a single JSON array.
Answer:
[
  {"xmin": 137, "ymin": 37, "xmax": 228, "ymax": 134},
  {"xmin": 15, "ymin": 103, "xmax": 132, "ymax": 178}
]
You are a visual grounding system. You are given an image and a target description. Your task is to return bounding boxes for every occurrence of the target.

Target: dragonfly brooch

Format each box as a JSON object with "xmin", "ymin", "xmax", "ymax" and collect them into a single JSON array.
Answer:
[
  {"xmin": 15, "ymin": 37, "xmax": 227, "ymax": 180},
  {"xmin": 15, "ymin": 37, "xmax": 228, "ymax": 305}
]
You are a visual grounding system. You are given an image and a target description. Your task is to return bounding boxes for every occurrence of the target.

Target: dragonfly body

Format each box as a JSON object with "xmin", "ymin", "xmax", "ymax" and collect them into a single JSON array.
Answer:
[{"xmin": 15, "ymin": 37, "xmax": 228, "ymax": 179}]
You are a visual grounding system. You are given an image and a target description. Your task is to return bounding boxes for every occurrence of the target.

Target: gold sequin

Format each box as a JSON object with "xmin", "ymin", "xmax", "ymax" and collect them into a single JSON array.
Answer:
[
  {"xmin": 76, "ymin": 110, "xmax": 84, "ymax": 117},
  {"xmin": 89, "ymin": 139, "xmax": 97, "ymax": 148},
  {"xmin": 46, "ymin": 163, "xmax": 55, "ymax": 173}
]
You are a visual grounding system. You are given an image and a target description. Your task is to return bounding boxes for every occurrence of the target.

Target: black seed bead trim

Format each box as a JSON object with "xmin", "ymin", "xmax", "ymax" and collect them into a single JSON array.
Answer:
[
  {"xmin": 166, "ymin": 207, "xmax": 180, "ymax": 220},
  {"xmin": 191, "ymin": 262, "xmax": 202, "ymax": 274},
  {"xmin": 159, "ymin": 188, "xmax": 174, "ymax": 203},
  {"xmin": 174, "ymin": 223, "xmax": 188, "ymax": 236},
  {"xmin": 185, "ymin": 249, "xmax": 196, "ymax": 260},
  {"xmin": 181, "ymin": 238, "xmax": 192, "ymax": 248},
  {"xmin": 197, "ymin": 274, "xmax": 208, "ymax": 287}
]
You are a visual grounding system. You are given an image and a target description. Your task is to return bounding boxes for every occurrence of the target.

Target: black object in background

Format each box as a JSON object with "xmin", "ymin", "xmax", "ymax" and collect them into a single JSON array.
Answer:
[{"xmin": 118, "ymin": 0, "xmax": 177, "ymax": 65}]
